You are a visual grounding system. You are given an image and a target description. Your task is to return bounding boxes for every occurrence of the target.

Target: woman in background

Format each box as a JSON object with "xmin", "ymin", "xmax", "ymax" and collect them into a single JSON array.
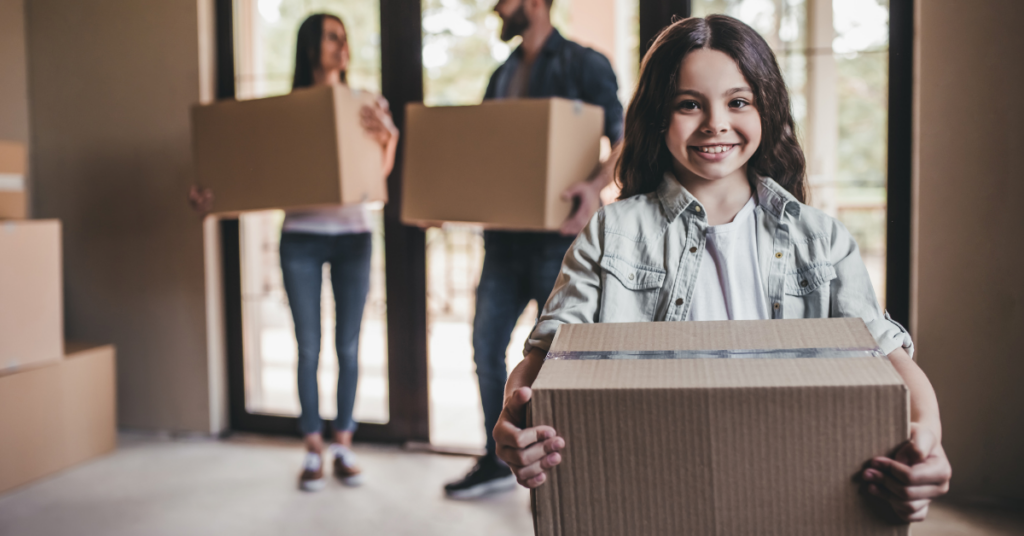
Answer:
[
  {"xmin": 282, "ymin": 13, "xmax": 397, "ymax": 492},
  {"xmin": 192, "ymin": 13, "xmax": 398, "ymax": 492}
]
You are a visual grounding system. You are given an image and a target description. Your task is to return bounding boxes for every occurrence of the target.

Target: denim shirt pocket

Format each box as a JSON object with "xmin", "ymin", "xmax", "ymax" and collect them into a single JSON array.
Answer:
[
  {"xmin": 784, "ymin": 263, "xmax": 837, "ymax": 318},
  {"xmin": 599, "ymin": 254, "xmax": 665, "ymax": 322}
]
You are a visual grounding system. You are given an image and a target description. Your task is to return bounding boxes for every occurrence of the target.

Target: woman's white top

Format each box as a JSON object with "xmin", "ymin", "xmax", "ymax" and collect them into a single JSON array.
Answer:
[
  {"xmin": 281, "ymin": 204, "xmax": 372, "ymax": 235},
  {"xmin": 686, "ymin": 195, "xmax": 770, "ymax": 321}
]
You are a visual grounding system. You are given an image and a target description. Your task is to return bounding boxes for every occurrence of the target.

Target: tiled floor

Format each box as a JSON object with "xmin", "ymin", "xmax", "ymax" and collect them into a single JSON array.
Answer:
[{"xmin": 0, "ymin": 434, "xmax": 1020, "ymax": 536}]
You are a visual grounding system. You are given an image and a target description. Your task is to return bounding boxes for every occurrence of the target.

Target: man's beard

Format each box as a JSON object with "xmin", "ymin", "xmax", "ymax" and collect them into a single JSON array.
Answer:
[{"xmin": 500, "ymin": 4, "xmax": 530, "ymax": 41}]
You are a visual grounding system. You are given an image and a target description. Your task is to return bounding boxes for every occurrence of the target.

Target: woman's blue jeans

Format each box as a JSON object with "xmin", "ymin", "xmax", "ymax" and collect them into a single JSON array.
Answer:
[{"xmin": 279, "ymin": 231, "xmax": 372, "ymax": 436}]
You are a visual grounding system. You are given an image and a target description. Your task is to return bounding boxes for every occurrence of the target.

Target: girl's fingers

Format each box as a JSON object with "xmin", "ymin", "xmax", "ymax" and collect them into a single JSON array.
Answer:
[
  {"xmin": 867, "ymin": 484, "xmax": 931, "ymax": 521},
  {"xmin": 871, "ymin": 455, "xmax": 952, "ymax": 487},
  {"xmin": 514, "ymin": 453, "xmax": 561, "ymax": 487},
  {"xmin": 505, "ymin": 437, "xmax": 564, "ymax": 468},
  {"xmin": 870, "ymin": 470, "xmax": 948, "ymax": 501}
]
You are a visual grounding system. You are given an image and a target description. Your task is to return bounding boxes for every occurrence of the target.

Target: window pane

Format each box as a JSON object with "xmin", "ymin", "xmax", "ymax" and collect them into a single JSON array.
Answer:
[{"xmin": 233, "ymin": 0, "xmax": 389, "ymax": 424}]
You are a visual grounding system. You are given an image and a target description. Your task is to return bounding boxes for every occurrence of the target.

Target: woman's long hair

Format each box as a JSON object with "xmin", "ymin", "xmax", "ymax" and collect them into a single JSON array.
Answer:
[
  {"xmin": 292, "ymin": 13, "xmax": 347, "ymax": 90},
  {"xmin": 617, "ymin": 15, "xmax": 807, "ymax": 202}
]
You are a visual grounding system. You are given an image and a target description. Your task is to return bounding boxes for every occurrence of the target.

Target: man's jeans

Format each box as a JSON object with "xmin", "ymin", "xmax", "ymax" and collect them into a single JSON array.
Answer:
[
  {"xmin": 280, "ymin": 232, "xmax": 372, "ymax": 436},
  {"xmin": 474, "ymin": 230, "xmax": 575, "ymax": 455}
]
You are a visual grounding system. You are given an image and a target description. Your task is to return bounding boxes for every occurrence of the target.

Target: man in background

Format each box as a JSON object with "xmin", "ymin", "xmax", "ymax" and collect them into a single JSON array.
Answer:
[{"xmin": 444, "ymin": 0, "xmax": 624, "ymax": 499}]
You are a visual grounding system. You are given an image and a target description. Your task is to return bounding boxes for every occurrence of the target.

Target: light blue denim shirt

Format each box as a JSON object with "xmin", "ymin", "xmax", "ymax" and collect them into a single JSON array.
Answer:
[{"xmin": 526, "ymin": 174, "xmax": 914, "ymax": 357}]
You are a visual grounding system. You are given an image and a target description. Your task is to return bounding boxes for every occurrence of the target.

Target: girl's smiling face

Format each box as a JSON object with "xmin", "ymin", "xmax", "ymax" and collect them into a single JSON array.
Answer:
[{"xmin": 665, "ymin": 48, "xmax": 761, "ymax": 185}]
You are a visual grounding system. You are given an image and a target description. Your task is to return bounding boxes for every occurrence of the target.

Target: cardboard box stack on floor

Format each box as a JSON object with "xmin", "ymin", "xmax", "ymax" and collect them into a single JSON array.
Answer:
[
  {"xmin": 401, "ymin": 98, "xmax": 604, "ymax": 231},
  {"xmin": 191, "ymin": 85, "xmax": 386, "ymax": 214},
  {"xmin": 0, "ymin": 141, "xmax": 117, "ymax": 494},
  {"xmin": 530, "ymin": 318, "xmax": 910, "ymax": 536}
]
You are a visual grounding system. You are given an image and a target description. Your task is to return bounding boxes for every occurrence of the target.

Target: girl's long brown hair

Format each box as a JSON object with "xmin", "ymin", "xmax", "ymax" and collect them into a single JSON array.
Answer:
[{"xmin": 617, "ymin": 15, "xmax": 807, "ymax": 202}]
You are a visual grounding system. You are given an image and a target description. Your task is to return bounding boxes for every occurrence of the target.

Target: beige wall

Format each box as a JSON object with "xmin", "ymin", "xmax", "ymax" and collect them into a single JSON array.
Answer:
[
  {"xmin": 915, "ymin": 0, "xmax": 1024, "ymax": 503},
  {"xmin": 25, "ymin": 1, "xmax": 215, "ymax": 433}
]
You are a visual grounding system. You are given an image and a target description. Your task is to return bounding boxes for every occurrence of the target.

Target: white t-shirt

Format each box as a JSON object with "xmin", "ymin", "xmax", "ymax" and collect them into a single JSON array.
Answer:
[
  {"xmin": 687, "ymin": 196, "xmax": 770, "ymax": 321},
  {"xmin": 281, "ymin": 204, "xmax": 372, "ymax": 235}
]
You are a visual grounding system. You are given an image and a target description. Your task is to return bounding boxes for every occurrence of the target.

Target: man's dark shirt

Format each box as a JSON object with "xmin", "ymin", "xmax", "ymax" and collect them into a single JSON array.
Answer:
[{"xmin": 483, "ymin": 29, "xmax": 624, "ymax": 143}]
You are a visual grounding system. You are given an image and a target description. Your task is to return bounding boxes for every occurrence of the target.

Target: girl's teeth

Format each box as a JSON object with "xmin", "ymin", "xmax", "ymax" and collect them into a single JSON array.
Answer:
[{"xmin": 699, "ymin": 145, "xmax": 731, "ymax": 153}]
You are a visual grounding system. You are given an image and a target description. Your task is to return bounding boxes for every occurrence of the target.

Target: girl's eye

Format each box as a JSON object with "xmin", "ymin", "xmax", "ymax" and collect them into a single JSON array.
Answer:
[
  {"xmin": 730, "ymin": 99, "xmax": 751, "ymax": 109},
  {"xmin": 676, "ymin": 100, "xmax": 700, "ymax": 111}
]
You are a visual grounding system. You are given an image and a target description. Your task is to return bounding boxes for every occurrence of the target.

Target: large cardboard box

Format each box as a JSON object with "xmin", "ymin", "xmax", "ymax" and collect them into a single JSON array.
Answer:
[
  {"xmin": 191, "ymin": 85, "xmax": 385, "ymax": 214},
  {"xmin": 0, "ymin": 219, "xmax": 63, "ymax": 373},
  {"xmin": 0, "ymin": 140, "xmax": 27, "ymax": 219},
  {"xmin": 0, "ymin": 343, "xmax": 117, "ymax": 494},
  {"xmin": 531, "ymin": 318, "xmax": 909, "ymax": 536},
  {"xmin": 401, "ymin": 98, "xmax": 603, "ymax": 231}
]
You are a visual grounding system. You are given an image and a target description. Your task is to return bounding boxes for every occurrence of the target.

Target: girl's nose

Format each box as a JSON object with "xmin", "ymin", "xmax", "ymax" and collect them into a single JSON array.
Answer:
[{"xmin": 702, "ymin": 107, "xmax": 730, "ymax": 135}]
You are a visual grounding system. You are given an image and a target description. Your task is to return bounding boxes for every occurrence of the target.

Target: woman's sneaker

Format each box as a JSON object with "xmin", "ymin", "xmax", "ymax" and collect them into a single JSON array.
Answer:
[
  {"xmin": 444, "ymin": 453, "xmax": 517, "ymax": 499},
  {"xmin": 331, "ymin": 444, "xmax": 363, "ymax": 487},
  {"xmin": 298, "ymin": 452, "xmax": 326, "ymax": 492}
]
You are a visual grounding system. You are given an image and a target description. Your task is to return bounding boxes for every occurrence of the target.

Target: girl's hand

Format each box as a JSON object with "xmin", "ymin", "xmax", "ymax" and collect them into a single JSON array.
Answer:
[
  {"xmin": 493, "ymin": 386, "xmax": 565, "ymax": 489},
  {"xmin": 187, "ymin": 185, "xmax": 214, "ymax": 215},
  {"xmin": 861, "ymin": 423, "xmax": 952, "ymax": 522},
  {"xmin": 359, "ymin": 96, "xmax": 398, "ymax": 149}
]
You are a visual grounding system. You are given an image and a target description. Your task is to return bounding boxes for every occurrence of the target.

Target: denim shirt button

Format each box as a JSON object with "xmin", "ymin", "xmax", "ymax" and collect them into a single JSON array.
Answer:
[
  {"xmin": 675, "ymin": 298, "xmax": 683, "ymax": 306},
  {"xmin": 689, "ymin": 246, "xmax": 697, "ymax": 253},
  {"xmin": 775, "ymin": 252, "xmax": 783, "ymax": 258},
  {"xmin": 773, "ymin": 302, "xmax": 780, "ymax": 309},
  {"xmin": 628, "ymin": 273, "xmax": 634, "ymax": 280}
]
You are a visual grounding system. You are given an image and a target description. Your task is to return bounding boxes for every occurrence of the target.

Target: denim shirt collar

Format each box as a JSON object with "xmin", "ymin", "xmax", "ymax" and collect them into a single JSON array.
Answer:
[{"xmin": 656, "ymin": 172, "xmax": 802, "ymax": 223}]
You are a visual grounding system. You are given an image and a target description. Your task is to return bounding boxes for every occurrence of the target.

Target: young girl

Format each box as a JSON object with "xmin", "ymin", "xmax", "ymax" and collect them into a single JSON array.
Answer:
[{"xmin": 493, "ymin": 15, "xmax": 951, "ymax": 523}]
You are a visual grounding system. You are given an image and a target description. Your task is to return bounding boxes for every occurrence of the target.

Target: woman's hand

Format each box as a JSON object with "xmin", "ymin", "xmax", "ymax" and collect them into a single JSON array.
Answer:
[
  {"xmin": 493, "ymin": 386, "xmax": 565, "ymax": 489},
  {"xmin": 861, "ymin": 423, "xmax": 952, "ymax": 522},
  {"xmin": 360, "ymin": 96, "xmax": 398, "ymax": 149},
  {"xmin": 187, "ymin": 185, "xmax": 214, "ymax": 215}
]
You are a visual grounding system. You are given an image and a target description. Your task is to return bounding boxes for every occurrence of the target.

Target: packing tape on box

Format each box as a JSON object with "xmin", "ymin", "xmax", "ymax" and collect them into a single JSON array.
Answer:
[{"xmin": 545, "ymin": 347, "xmax": 886, "ymax": 360}]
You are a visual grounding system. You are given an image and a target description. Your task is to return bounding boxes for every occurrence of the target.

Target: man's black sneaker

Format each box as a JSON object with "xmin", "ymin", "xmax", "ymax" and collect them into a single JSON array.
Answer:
[{"xmin": 444, "ymin": 454, "xmax": 517, "ymax": 499}]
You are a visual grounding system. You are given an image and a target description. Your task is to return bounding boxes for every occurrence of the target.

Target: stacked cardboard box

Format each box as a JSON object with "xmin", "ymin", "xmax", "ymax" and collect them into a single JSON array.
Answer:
[
  {"xmin": 0, "ymin": 140, "xmax": 117, "ymax": 494},
  {"xmin": 0, "ymin": 344, "xmax": 117, "ymax": 494},
  {"xmin": 401, "ymin": 98, "xmax": 604, "ymax": 231},
  {"xmin": 531, "ymin": 318, "xmax": 910, "ymax": 536},
  {"xmin": 191, "ymin": 85, "xmax": 386, "ymax": 214}
]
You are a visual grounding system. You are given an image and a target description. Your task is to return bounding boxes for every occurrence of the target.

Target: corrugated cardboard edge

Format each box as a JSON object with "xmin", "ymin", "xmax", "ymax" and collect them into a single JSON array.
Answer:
[
  {"xmin": 544, "ymin": 99, "xmax": 603, "ymax": 229},
  {"xmin": 333, "ymin": 85, "xmax": 386, "ymax": 206}
]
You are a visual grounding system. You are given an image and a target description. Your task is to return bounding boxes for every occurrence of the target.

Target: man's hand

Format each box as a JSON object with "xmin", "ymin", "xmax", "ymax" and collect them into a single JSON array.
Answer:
[
  {"xmin": 861, "ymin": 424, "xmax": 952, "ymax": 522},
  {"xmin": 559, "ymin": 181, "xmax": 602, "ymax": 237},
  {"xmin": 493, "ymin": 386, "xmax": 565, "ymax": 489}
]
